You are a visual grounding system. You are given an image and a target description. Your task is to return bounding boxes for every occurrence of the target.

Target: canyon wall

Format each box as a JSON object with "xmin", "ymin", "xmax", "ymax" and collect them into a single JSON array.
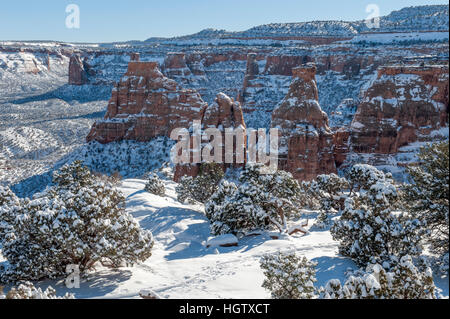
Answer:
[
  {"xmin": 271, "ymin": 63, "xmax": 337, "ymax": 180},
  {"xmin": 349, "ymin": 65, "xmax": 449, "ymax": 155},
  {"xmin": 86, "ymin": 61, "xmax": 207, "ymax": 144}
]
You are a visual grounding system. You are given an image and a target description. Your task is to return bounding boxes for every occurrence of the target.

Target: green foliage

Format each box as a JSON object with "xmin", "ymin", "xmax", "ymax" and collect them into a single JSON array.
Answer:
[
  {"xmin": 309, "ymin": 173, "xmax": 349, "ymax": 228},
  {"xmin": 260, "ymin": 252, "xmax": 317, "ymax": 299},
  {"xmin": 0, "ymin": 186, "xmax": 20, "ymax": 242},
  {"xmin": 404, "ymin": 142, "xmax": 449, "ymax": 272},
  {"xmin": 330, "ymin": 164, "xmax": 425, "ymax": 266},
  {"xmin": 0, "ymin": 161, "xmax": 154, "ymax": 283},
  {"xmin": 1, "ymin": 281, "xmax": 74, "ymax": 299},
  {"xmin": 322, "ymin": 256, "xmax": 436, "ymax": 299},
  {"xmin": 176, "ymin": 163, "xmax": 225, "ymax": 204},
  {"xmin": 144, "ymin": 173, "xmax": 166, "ymax": 197},
  {"xmin": 205, "ymin": 164, "xmax": 304, "ymax": 236}
]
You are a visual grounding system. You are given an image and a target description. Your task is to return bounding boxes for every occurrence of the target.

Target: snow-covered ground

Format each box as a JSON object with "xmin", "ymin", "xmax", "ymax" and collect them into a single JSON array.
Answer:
[{"xmin": 1, "ymin": 178, "xmax": 446, "ymax": 299}]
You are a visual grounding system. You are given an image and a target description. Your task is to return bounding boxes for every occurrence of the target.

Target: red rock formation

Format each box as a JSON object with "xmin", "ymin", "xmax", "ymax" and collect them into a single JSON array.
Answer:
[
  {"xmin": 350, "ymin": 64, "xmax": 449, "ymax": 154},
  {"xmin": 238, "ymin": 53, "xmax": 260, "ymax": 105},
  {"xmin": 184, "ymin": 52, "xmax": 206, "ymax": 76},
  {"xmin": 68, "ymin": 54, "xmax": 89, "ymax": 85},
  {"xmin": 162, "ymin": 52, "xmax": 192, "ymax": 78},
  {"xmin": 130, "ymin": 52, "xmax": 140, "ymax": 62},
  {"xmin": 264, "ymin": 55, "xmax": 313, "ymax": 76},
  {"xmin": 271, "ymin": 63, "xmax": 336, "ymax": 181},
  {"xmin": 174, "ymin": 92, "xmax": 247, "ymax": 181},
  {"xmin": 87, "ymin": 61, "xmax": 207, "ymax": 144}
]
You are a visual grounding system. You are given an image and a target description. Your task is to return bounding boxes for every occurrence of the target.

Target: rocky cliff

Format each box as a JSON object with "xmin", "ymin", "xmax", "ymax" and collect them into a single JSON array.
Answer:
[
  {"xmin": 349, "ymin": 65, "xmax": 449, "ymax": 155},
  {"xmin": 86, "ymin": 61, "xmax": 207, "ymax": 144},
  {"xmin": 68, "ymin": 54, "xmax": 93, "ymax": 85},
  {"xmin": 271, "ymin": 63, "xmax": 337, "ymax": 181},
  {"xmin": 174, "ymin": 92, "xmax": 247, "ymax": 181}
]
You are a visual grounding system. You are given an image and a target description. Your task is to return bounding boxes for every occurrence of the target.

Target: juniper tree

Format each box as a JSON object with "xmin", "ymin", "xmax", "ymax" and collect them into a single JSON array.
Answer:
[
  {"xmin": 309, "ymin": 174, "xmax": 349, "ymax": 228},
  {"xmin": 0, "ymin": 161, "xmax": 154, "ymax": 283},
  {"xmin": 260, "ymin": 252, "xmax": 317, "ymax": 299},
  {"xmin": 176, "ymin": 162, "xmax": 225, "ymax": 204},
  {"xmin": 205, "ymin": 164, "xmax": 304, "ymax": 236},
  {"xmin": 321, "ymin": 256, "xmax": 436, "ymax": 299},
  {"xmin": 0, "ymin": 186, "xmax": 20, "ymax": 243},
  {"xmin": 2, "ymin": 281, "xmax": 74, "ymax": 299},
  {"xmin": 331, "ymin": 165, "xmax": 425, "ymax": 266},
  {"xmin": 404, "ymin": 141, "xmax": 449, "ymax": 272},
  {"xmin": 145, "ymin": 173, "xmax": 166, "ymax": 197}
]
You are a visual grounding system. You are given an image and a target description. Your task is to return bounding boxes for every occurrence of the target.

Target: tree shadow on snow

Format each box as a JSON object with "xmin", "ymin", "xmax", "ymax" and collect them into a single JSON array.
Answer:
[
  {"xmin": 8, "ymin": 84, "xmax": 111, "ymax": 105},
  {"xmin": 139, "ymin": 206, "xmax": 212, "ymax": 260},
  {"xmin": 311, "ymin": 256, "xmax": 357, "ymax": 288},
  {"xmin": 28, "ymin": 269, "xmax": 133, "ymax": 299},
  {"xmin": 139, "ymin": 206, "xmax": 220, "ymax": 261}
]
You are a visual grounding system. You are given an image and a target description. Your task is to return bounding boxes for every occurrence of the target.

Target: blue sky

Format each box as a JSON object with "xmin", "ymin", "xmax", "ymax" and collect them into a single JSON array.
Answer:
[{"xmin": 0, "ymin": 0, "xmax": 447, "ymax": 43}]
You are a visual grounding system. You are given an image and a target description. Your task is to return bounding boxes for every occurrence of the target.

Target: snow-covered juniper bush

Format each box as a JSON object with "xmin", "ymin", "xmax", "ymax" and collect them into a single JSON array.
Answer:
[
  {"xmin": 176, "ymin": 162, "xmax": 225, "ymax": 204},
  {"xmin": 330, "ymin": 164, "xmax": 425, "ymax": 267},
  {"xmin": 0, "ymin": 281, "xmax": 74, "ymax": 299},
  {"xmin": 0, "ymin": 186, "xmax": 20, "ymax": 243},
  {"xmin": 145, "ymin": 172, "xmax": 166, "ymax": 197},
  {"xmin": 309, "ymin": 173, "xmax": 349, "ymax": 228},
  {"xmin": 205, "ymin": 163, "xmax": 304, "ymax": 236},
  {"xmin": 403, "ymin": 141, "xmax": 449, "ymax": 273},
  {"xmin": 260, "ymin": 252, "xmax": 317, "ymax": 299},
  {"xmin": 321, "ymin": 255, "xmax": 436, "ymax": 299},
  {"xmin": 0, "ymin": 161, "xmax": 154, "ymax": 283}
]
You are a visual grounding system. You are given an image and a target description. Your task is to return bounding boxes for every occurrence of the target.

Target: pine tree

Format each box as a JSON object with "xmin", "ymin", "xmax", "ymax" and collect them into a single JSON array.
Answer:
[
  {"xmin": 404, "ymin": 141, "xmax": 449, "ymax": 272},
  {"xmin": 0, "ymin": 161, "xmax": 154, "ymax": 283},
  {"xmin": 260, "ymin": 252, "xmax": 317, "ymax": 299}
]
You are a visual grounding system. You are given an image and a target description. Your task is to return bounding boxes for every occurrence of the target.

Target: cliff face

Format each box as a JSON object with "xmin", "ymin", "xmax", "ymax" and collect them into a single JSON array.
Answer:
[
  {"xmin": 68, "ymin": 54, "xmax": 90, "ymax": 85},
  {"xmin": 349, "ymin": 65, "xmax": 449, "ymax": 154},
  {"xmin": 174, "ymin": 92, "xmax": 247, "ymax": 181},
  {"xmin": 162, "ymin": 52, "xmax": 192, "ymax": 78},
  {"xmin": 271, "ymin": 63, "xmax": 337, "ymax": 181},
  {"xmin": 86, "ymin": 61, "xmax": 207, "ymax": 144}
]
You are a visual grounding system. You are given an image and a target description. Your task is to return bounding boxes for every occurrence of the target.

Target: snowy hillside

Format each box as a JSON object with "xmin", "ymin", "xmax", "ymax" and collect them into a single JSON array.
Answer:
[
  {"xmin": 145, "ymin": 5, "xmax": 449, "ymax": 42},
  {"xmin": 0, "ymin": 177, "xmax": 447, "ymax": 299}
]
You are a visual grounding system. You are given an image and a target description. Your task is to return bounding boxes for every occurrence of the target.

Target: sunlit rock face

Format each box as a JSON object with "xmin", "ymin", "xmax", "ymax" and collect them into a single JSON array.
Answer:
[
  {"xmin": 87, "ymin": 61, "xmax": 207, "ymax": 144},
  {"xmin": 349, "ymin": 65, "xmax": 449, "ymax": 155},
  {"xmin": 271, "ymin": 63, "xmax": 336, "ymax": 181}
]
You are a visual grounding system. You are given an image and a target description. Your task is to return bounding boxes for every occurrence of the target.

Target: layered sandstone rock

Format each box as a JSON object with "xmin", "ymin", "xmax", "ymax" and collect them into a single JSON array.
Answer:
[
  {"xmin": 350, "ymin": 65, "xmax": 449, "ymax": 154},
  {"xmin": 271, "ymin": 63, "xmax": 336, "ymax": 181},
  {"xmin": 162, "ymin": 52, "xmax": 192, "ymax": 78},
  {"xmin": 264, "ymin": 55, "xmax": 312, "ymax": 76},
  {"xmin": 68, "ymin": 54, "xmax": 90, "ymax": 85},
  {"xmin": 238, "ymin": 53, "xmax": 260, "ymax": 106},
  {"xmin": 185, "ymin": 52, "xmax": 206, "ymax": 76},
  {"xmin": 174, "ymin": 92, "xmax": 247, "ymax": 181},
  {"xmin": 87, "ymin": 61, "xmax": 207, "ymax": 144}
]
